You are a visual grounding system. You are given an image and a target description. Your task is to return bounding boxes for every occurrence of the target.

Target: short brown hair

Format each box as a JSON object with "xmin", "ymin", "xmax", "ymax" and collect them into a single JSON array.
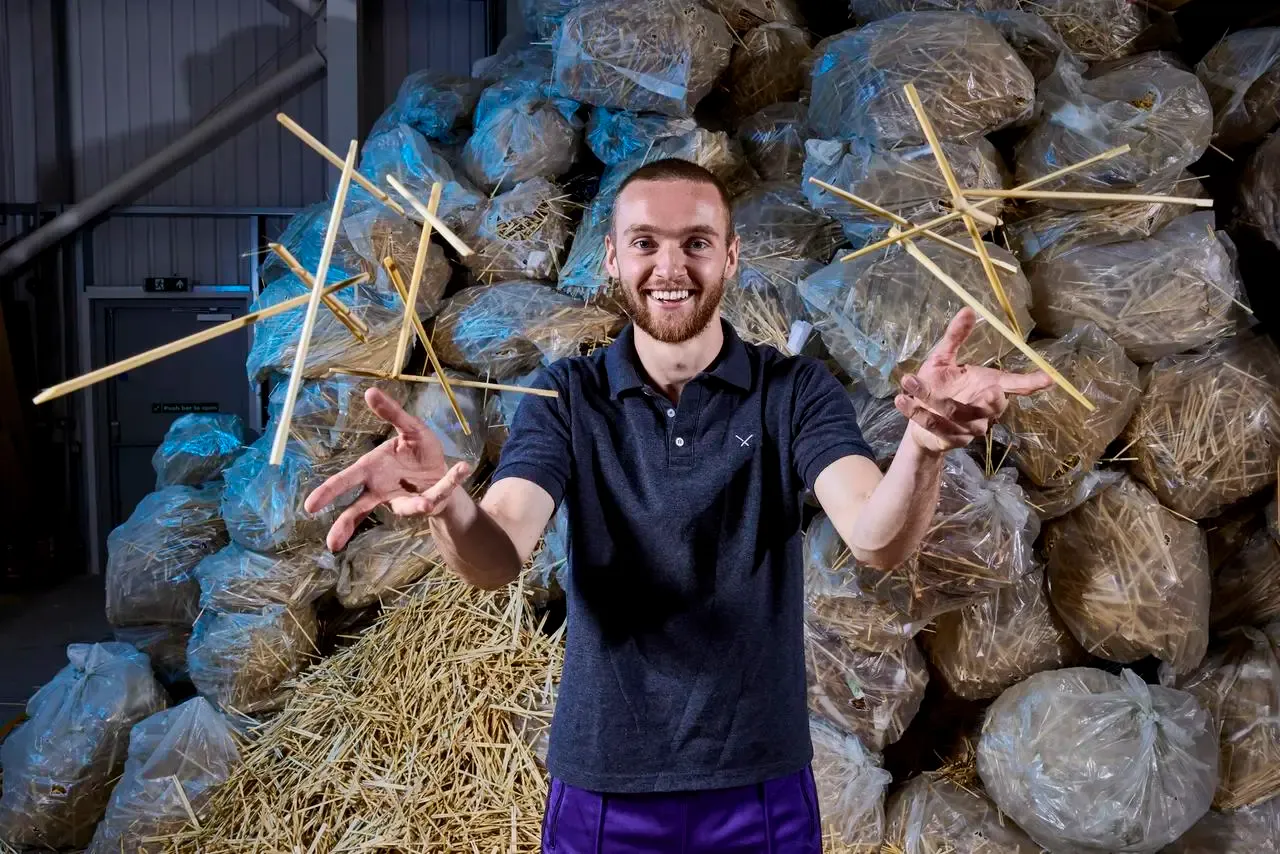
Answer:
[{"xmin": 612, "ymin": 158, "xmax": 735, "ymax": 235}]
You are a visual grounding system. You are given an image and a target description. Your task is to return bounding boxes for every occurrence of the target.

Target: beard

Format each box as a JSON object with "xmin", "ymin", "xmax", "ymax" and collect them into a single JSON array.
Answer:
[{"xmin": 620, "ymin": 275, "xmax": 726, "ymax": 344}]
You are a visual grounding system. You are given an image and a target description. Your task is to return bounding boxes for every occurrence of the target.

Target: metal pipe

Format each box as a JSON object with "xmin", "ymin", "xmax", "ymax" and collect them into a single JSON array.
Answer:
[{"xmin": 0, "ymin": 48, "xmax": 327, "ymax": 281}]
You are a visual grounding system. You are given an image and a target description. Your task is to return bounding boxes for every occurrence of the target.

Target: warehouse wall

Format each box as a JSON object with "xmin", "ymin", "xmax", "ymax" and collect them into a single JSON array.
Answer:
[{"xmin": 0, "ymin": 0, "xmax": 496, "ymax": 287}]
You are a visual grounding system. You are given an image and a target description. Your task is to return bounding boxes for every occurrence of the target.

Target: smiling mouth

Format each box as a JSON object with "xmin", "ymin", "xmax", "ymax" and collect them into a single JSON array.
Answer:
[{"xmin": 644, "ymin": 288, "xmax": 695, "ymax": 305}]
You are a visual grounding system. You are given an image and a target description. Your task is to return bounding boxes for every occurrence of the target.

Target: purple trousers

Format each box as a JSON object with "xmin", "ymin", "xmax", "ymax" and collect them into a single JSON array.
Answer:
[{"xmin": 539, "ymin": 766, "xmax": 823, "ymax": 853}]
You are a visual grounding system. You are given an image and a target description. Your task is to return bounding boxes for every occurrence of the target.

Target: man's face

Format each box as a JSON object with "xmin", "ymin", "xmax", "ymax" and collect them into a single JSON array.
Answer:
[{"xmin": 605, "ymin": 178, "xmax": 739, "ymax": 344}]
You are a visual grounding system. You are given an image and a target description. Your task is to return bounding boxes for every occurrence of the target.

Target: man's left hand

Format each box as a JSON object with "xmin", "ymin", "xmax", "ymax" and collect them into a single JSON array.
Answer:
[{"xmin": 895, "ymin": 308, "xmax": 1054, "ymax": 455}]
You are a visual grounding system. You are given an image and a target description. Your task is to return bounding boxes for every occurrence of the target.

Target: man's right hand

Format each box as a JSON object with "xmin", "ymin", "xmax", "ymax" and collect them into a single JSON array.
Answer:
[{"xmin": 303, "ymin": 386, "xmax": 472, "ymax": 552}]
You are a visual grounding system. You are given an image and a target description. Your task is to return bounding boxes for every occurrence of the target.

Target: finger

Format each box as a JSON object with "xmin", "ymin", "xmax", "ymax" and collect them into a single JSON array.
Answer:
[
  {"xmin": 304, "ymin": 460, "xmax": 369, "ymax": 514},
  {"xmin": 998, "ymin": 370, "xmax": 1054, "ymax": 396},
  {"xmin": 325, "ymin": 490, "xmax": 383, "ymax": 553},
  {"xmin": 388, "ymin": 494, "xmax": 433, "ymax": 516},
  {"xmin": 927, "ymin": 308, "xmax": 978, "ymax": 366},
  {"xmin": 416, "ymin": 461, "xmax": 473, "ymax": 515},
  {"xmin": 365, "ymin": 387, "xmax": 427, "ymax": 439},
  {"xmin": 896, "ymin": 395, "xmax": 986, "ymax": 440}
]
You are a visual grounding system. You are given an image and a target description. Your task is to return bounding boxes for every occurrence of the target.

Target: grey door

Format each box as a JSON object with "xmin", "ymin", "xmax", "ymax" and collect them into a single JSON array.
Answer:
[{"xmin": 93, "ymin": 297, "xmax": 254, "ymax": 552}]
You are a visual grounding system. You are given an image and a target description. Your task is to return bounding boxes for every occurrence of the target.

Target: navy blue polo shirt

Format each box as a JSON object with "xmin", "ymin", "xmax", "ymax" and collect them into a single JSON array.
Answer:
[{"xmin": 492, "ymin": 319, "xmax": 873, "ymax": 793}]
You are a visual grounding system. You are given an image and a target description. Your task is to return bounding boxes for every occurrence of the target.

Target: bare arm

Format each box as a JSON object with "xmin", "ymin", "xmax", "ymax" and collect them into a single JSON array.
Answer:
[
  {"xmin": 305, "ymin": 387, "xmax": 556, "ymax": 590},
  {"xmin": 815, "ymin": 309, "xmax": 1052, "ymax": 570},
  {"xmin": 427, "ymin": 477, "xmax": 555, "ymax": 590},
  {"xmin": 814, "ymin": 438, "xmax": 944, "ymax": 571}
]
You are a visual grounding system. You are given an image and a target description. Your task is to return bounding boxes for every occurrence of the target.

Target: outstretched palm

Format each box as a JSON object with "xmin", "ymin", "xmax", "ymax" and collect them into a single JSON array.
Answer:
[
  {"xmin": 894, "ymin": 308, "xmax": 1053, "ymax": 454},
  {"xmin": 303, "ymin": 387, "xmax": 471, "ymax": 552}
]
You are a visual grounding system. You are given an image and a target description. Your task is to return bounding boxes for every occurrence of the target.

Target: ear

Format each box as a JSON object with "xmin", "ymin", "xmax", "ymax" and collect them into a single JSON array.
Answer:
[
  {"xmin": 604, "ymin": 232, "xmax": 620, "ymax": 280},
  {"xmin": 722, "ymin": 233, "xmax": 740, "ymax": 282}
]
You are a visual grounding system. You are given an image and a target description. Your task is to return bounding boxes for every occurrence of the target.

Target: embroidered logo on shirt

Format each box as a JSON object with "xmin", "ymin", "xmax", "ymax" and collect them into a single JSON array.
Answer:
[{"xmin": 735, "ymin": 434, "xmax": 754, "ymax": 448}]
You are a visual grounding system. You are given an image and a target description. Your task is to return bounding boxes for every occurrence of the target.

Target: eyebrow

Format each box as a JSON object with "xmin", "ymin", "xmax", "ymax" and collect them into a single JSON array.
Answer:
[{"xmin": 623, "ymin": 223, "xmax": 721, "ymax": 239}]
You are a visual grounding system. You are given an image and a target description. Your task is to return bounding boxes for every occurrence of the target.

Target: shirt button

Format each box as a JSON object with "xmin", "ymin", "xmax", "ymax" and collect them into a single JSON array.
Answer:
[
  {"xmin": 674, "ymin": 437, "xmax": 685, "ymax": 447},
  {"xmin": 666, "ymin": 408, "xmax": 676, "ymax": 418}
]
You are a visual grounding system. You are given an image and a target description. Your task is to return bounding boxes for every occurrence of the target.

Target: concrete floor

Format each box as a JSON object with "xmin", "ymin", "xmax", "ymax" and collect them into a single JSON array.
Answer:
[{"xmin": 0, "ymin": 573, "xmax": 113, "ymax": 712}]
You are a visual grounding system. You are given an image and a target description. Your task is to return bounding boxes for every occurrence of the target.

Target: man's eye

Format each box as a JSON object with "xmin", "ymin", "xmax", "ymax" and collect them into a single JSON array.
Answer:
[
  {"xmin": 688, "ymin": 239, "xmax": 710, "ymax": 251},
  {"xmin": 632, "ymin": 239, "xmax": 654, "ymax": 249}
]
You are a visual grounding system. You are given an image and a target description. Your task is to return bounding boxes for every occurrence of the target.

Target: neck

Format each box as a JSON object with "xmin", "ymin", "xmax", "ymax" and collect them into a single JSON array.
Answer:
[{"xmin": 632, "ymin": 314, "xmax": 725, "ymax": 403}]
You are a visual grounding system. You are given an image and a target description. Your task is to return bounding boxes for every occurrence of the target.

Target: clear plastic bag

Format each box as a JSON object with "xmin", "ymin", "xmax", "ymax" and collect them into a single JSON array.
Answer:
[
  {"xmin": 597, "ymin": 126, "xmax": 759, "ymax": 200},
  {"xmin": 520, "ymin": 0, "xmax": 589, "ymax": 39},
  {"xmin": 462, "ymin": 177, "xmax": 574, "ymax": 284},
  {"xmin": 555, "ymin": 195, "xmax": 619, "ymax": 306},
  {"xmin": 474, "ymin": 52, "xmax": 564, "ymax": 130},
  {"xmin": 258, "ymin": 201, "xmax": 365, "ymax": 290},
  {"xmin": 1210, "ymin": 528, "xmax": 1280, "ymax": 630},
  {"xmin": 809, "ymin": 716, "xmax": 890, "ymax": 852},
  {"xmin": 798, "ymin": 240, "xmax": 1033, "ymax": 400},
  {"xmin": 404, "ymin": 372, "xmax": 493, "ymax": 477},
  {"xmin": 723, "ymin": 23, "xmax": 811, "ymax": 121},
  {"xmin": 1026, "ymin": 212, "xmax": 1246, "ymax": 364},
  {"xmin": 807, "ymin": 12, "xmax": 1034, "ymax": 147},
  {"xmin": 1124, "ymin": 333, "xmax": 1280, "ymax": 520},
  {"xmin": 1014, "ymin": 53, "xmax": 1213, "ymax": 203},
  {"xmin": 703, "ymin": 0, "xmax": 803, "ymax": 32},
  {"xmin": 982, "ymin": 9, "xmax": 1081, "ymax": 82},
  {"xmin": 927, "ymin": 567, "xmax": 1087, "ymax": 700},
  {"xmin": 882, "ymin": 772, "xmax": 1043, "ymax": 854},
  {"xmin": 354, "ymin": 124, "xmax": 486, "ymax": 233},
  {"xmin": 804, "ymin": 512, "xmax": 925, "ymax": 653},
  {"xmin": 727, "ymin": 183, "xmax": 843, "ymax": 351},
  {"xmin": 1165, "ymin": 797, "xmax": 1280, "ymax": 853},
  {"xmin": 245, "ymin": 275, "xmax": 410, "ymax": 385},
  {"xmin": 737, "ymin": 101, "xmax": 807, "ymax": 182},
  {"xmin": 194, "ymin": 542, "xmax": 337, "ymax": 613},
  {"xmin": 114, "ymin": 624, "xmax": 191, "ymax": 685},
  {"xmin": 369, "ymin": 69, "xmax": 480, "ymax": 144},
  {"xmin": 529, "ymin": 502, "xmax": 570, "ymax": 601},
  {"xmin": 431, "ymin": 281, "xmax": 621, "ymax": 380},
  {"xmin": 1195, "ymin": 27, "xmax": 1280, "ymax": 149},
  {"xmin": 483, "ymin": 367, "xmax": 543, "ymax": 461},
  {"xmin": 1021, "ymin": 0, "xmax": 1149, "ymax": 62},
  {"xmin": 997, "ymin": 323, "xmax": 1141, "ymax": 488},
  {"xmin": 221, "ymin": 435, "xmax": 364, "ymax": 554},
  {"xmin": 152, "ymin": 413, "xmax": 250, "ymax": 488},
  {"xmin": 584, "ymin": 108, "xmax": 697, "ymax": 167},
  {"xmin": 1020, "ymin": 465, "xmax": 1124, "ymax": 522},
  {"xmin": 1045, "ymin": 475, "xmax": 1211, "ymax": 674},
  {"xmin": 86, "ymin": 697, "xmax": 242, "ymax": 854},
  {"xmin": 550, "ymin": 0, "xmax": 733, "ymax": 117},
  {"xmin": 462, "ymin": 94, "xmax": 582, "ymax": 194},
  {"xmin": 474, "ymin": 42, "xmax": 555, "ymax": 86},
  {"xmin": 1239, "ymin": 131, "xmax": 1280, "ymax": 252},
  {"xmin": 0, "ymin": 643, "xmax": 167, "ymax": 849},
  {"xmin": 913, "ymin": 452, "xmax": 1040, "ymax": 607},
  {"xmin": 804, "ymin": 618, "xmax": 928, "ymax": 751},
  {"xmin": 342, "ymin": 206, "xmax": 452, "ymax": 316},
  {"xmin": 1005, "ymin": 171, "xmax": 1209, "ymax": 264},
  {"xmin": 267, "ymin": 374, "xmax": 408, "ymax": 462},
  {"xmin": 801, "ymin": 135, "xmax": 1006, "ymax": 248},
  {"xmin": 848, "ymin": 385, "xmax": 908, "ymax": 467},
  {"xmin": 106, "ymin": 485, "xmax": 227, "ymax": 628},
  {"xmin": 338, "ymin": 520, "xmax": 440, "ymax": 609},
  {"xmin": 1167, "ymin": 625, "xmax": 1280, "ymax": 810},
  {"xmin": 188, "ymin": 604, "xmax": 317, "ymax": 714},
  {"xmin": 978, "ymin": 667, "xmax": 1219, "ymax": 853}
]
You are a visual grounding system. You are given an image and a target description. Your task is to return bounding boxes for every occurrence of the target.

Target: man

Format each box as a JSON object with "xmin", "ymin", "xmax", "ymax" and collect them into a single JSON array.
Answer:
[{"xmin": 305, "ymin": 159, "xmax": 1051, "ymax": 852}]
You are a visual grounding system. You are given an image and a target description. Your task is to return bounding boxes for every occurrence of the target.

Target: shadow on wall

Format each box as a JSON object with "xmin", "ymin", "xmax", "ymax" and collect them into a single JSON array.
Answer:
[{"xmin": 46, "ymin": 11, "xmax": 330, "ymax": 287}]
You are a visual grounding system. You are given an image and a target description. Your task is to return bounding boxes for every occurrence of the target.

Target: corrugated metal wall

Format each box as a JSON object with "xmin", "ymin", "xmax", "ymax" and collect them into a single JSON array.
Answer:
[
  {"xmin": 380, "ymin": 0, "xmax": 491, "ymax": 102},
  {"xmin": 66, "ymin": 0, "xmax": 329, "ymax": 286},
  {"xmin": 0, "ymin": 0, "xmax": 495, "ymax": 287}
]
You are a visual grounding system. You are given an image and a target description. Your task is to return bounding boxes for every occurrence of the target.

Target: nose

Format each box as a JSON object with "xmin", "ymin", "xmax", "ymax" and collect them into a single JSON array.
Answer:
[{"xmin": 653, "ymin": 242, "xmax": 686, "ymax": 281}]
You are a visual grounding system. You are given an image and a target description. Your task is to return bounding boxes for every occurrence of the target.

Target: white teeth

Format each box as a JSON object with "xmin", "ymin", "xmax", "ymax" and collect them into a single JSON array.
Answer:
[{"xmin": 650, "ymin": 289, "xmax": 691, "ymax": 302}]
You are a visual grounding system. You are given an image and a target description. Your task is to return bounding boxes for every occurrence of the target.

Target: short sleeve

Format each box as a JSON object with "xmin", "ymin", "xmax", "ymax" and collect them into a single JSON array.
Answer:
[
  {"xmin": 791, "ymin": 359, "xmax": 875, "ymax": 491},
  {"xmin": 491, "ymin": 365, "xmax": 573, "ymax": 507}
]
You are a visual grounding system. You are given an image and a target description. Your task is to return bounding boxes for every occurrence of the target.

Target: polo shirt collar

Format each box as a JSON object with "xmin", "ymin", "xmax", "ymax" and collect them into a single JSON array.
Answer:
[{"xmin": 606, "ymin": 318, "xmax": 752, "ymax": 400}]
